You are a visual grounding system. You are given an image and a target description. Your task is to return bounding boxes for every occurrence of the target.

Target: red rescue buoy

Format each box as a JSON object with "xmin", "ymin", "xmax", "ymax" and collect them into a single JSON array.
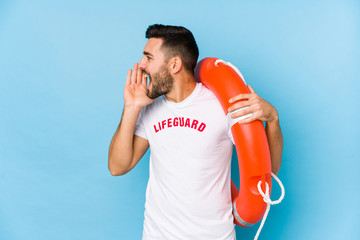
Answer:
[{"xmin": 195, "ymin": 57, "xmax": 272, "ymax": 227}]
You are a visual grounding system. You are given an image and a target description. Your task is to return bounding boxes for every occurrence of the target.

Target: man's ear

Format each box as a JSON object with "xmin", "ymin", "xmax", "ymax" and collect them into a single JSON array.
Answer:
[{"xmin": 168, "ymin": 56, "xmax": 182, "ymax": 74}]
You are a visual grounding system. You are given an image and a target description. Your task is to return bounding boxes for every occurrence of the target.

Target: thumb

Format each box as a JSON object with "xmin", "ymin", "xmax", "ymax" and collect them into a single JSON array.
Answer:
[{"xmin": 248, "ymin": 85, "xmax": 256, "ymax": 94}]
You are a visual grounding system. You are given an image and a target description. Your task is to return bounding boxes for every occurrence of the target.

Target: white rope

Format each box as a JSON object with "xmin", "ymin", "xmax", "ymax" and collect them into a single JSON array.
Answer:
[
  {"xmin": 254, "ymin": 172, "xmax": 285, "ymax": 240},
  {"xmin": 214, "ymin": 59, "xmax": 247, "ymax": 85}
]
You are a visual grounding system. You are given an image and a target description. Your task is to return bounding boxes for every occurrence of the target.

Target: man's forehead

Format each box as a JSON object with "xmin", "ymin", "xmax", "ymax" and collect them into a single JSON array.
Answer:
[{"xmin": 143, "ymin": 38, "xmax": 163, "ymax": 55}]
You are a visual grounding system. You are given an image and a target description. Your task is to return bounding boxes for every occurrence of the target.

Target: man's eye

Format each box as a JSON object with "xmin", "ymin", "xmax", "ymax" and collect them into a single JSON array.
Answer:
[{"xmin": 147, "ymin": 56, "xmax": 152, "ymax": 61}]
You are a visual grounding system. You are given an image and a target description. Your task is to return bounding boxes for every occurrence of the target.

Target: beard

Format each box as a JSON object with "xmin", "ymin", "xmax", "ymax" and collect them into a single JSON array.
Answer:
[{"xmin": 146, "ymin": 65, "xmax": 174, "ymax": 99}]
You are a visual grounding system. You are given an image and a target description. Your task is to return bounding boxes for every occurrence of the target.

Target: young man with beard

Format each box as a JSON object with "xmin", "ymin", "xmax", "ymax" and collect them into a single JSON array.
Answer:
[{"xmin": 108, "ymin": 24, "xmax": 283, "ymax": 240}]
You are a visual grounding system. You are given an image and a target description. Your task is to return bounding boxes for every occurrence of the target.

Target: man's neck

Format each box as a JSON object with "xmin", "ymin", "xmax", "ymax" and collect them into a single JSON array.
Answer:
[{"xmin": 164, "ymin": 74, "xmax": 197, "ymax": 103}]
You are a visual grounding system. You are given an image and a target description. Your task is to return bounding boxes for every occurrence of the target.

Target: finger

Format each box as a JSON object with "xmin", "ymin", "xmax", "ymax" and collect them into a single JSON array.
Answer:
[
  {"xmin": 230, "ymin": 105, "xmax": 254, "ymax": 119},
  {"xmin": 136, "ymin": 66, "xmax": 142, "ymax": 85},
  {"xmin": 238, "ymin": 110, "xmax": 264, "ymax": 124},
  {"xmin": 229, "ymin": 93, "xmax": 253, "ymax": 103},
  {"xmin": 126, "ymin": 69, "xmax": 132, "ymax": 86},
  {"xmin": 228, "ymin": 100, "xmax": 251, "ymax": 113},
  {"xmin": 237, "ymin": 115, "xmax": 257, "ymax": 124},
  {"xmin": 248, "ymin": 85, "xmax": 256, "ymax": 94},
  {"xmin": 131, "ymin": 63, "xmax": 138, "ymax": 84},
  {"xmin": 236, "ymin": 111, "xmax": 260, "ymax": 124}
]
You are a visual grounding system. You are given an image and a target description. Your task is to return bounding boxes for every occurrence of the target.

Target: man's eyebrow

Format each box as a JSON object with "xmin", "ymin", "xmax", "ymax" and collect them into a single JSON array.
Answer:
[{"xmin": 143, "ymin": 51, "xmax": 154, "ymax": 57}]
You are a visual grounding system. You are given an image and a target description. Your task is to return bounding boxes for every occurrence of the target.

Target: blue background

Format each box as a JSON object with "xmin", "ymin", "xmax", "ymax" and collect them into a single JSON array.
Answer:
[{"xmin": 1, "ymin": 0, "xmax": 359, "ymax": 239}]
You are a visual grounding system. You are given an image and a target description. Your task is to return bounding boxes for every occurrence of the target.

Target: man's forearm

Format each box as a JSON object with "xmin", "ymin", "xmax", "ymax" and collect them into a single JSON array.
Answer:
[
  {"xmin": 108, "ymin": 106, "xmax": 142, "ymax": 175},
  {"xmin": 265, "ymin": 116, "xmax": 283, "ymax": 175}
]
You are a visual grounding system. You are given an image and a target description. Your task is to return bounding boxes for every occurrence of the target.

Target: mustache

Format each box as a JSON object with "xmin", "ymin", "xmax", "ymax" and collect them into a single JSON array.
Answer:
[{"xmin": 142, "ymin": 70, "xmax": 150, "ymax": 76}]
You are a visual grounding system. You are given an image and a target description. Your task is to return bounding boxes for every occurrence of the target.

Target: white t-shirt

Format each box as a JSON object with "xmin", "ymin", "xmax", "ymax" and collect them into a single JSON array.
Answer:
[{"xmin": 135, "ymin": 82, "xmax": 235, "ymax": 240}]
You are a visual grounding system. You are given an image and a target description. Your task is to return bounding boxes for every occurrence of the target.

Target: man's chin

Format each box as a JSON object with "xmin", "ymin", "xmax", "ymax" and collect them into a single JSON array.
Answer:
[
  {"xmin": 147, "ymin": 91, "xmax": 160, "ymax": 99},
  {"xmin": 147, "ymin": 89, "xmax": 167, "ymax": 99},
  {"xmin": 147, "ymin": 94, "xmax": 158, "ymax": 100}
]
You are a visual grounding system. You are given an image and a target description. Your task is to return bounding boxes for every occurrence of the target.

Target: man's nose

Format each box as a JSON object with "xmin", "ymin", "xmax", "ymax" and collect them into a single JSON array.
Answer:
[{"xmin": 139, "ymin": 56, "xmax": 146, "ymax": 69}]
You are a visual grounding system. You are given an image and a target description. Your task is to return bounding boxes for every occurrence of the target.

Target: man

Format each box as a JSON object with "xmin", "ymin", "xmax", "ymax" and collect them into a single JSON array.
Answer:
[{"xmin": 108, "ymin": 24, "xmax": 283, "ymax": 240}]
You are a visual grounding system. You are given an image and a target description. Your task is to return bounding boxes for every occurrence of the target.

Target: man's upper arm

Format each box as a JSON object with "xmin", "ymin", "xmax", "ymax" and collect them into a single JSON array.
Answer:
[{"xmin": 126, "ymin": 135, "xmax": 149, "ymax": 173}]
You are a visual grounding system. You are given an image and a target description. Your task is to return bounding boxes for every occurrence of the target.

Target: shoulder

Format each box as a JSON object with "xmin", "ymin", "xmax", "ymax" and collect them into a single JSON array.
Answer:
[
  {"xmin": 194, "ymin": 83, "xmax": 227, "ymax": 122},
  {"xmin": 196, "ymin": 83, "xmax": 224, "ymax": 114},
  {"xmin": 195, "ymin": 82, "xmax": 219, "ymax": 102}
]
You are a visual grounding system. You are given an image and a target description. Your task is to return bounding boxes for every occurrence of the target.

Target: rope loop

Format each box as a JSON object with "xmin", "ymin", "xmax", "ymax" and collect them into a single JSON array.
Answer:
[
  {"xmin": 254, "ymin": 172, "xmax": 285, "ymax": 240},
  {"xmin": 257, "ymin": 172, "xmax": 285, "ymax": 205}
]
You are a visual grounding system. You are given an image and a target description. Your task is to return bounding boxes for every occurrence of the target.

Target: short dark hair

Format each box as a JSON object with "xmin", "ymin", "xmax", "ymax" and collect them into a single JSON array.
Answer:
[{"xmin": 145, "ymin": 24, "xmax": 199, "ymax": 73}]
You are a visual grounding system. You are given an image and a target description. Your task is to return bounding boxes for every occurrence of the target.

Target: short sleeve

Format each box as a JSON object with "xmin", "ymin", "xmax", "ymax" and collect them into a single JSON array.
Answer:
[
  {"xmin": 225, "ymin": 115, "xmax": 235, "ymax": 145},
  {"xmin": 134, "ymin": 107, "xmax": 148, "ymax": 140}
]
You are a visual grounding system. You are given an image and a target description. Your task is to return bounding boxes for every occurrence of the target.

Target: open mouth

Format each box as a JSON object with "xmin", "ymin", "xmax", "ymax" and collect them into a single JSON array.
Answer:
[{"xmin": 144, "ymin": 74, "xmax": 151, "ymax": 89}]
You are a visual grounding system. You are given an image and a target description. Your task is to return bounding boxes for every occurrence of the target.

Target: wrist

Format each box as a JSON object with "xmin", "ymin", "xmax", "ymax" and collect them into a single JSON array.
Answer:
[
  {"xmin": 123, "ymin": 104, "xmax": 143, "ymax": 114},
  {"xmin": 267, "ymin": 108, "xmax": 279, "ymax": 124}
]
